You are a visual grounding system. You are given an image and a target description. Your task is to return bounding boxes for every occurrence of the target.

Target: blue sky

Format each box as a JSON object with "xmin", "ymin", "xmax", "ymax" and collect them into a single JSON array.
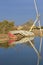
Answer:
[{"xmin": 0, "ymin": 0, "xmax": 43, "ymax": 25}]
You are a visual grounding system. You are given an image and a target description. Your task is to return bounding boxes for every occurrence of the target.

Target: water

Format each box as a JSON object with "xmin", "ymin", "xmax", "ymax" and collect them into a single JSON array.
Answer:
[{"xmin": 0, "ymin": 37, "xmax": 43, "ymax": 65}]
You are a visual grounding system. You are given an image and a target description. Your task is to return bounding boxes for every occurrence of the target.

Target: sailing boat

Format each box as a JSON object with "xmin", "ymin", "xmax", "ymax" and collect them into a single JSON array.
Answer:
[
  {"xmin": 0, "ymin": 0, "xmax": 42, "ymax": 61},
  {"xmin": 8, "ymin": 0, "xmax": 42, "ymax": 60}
]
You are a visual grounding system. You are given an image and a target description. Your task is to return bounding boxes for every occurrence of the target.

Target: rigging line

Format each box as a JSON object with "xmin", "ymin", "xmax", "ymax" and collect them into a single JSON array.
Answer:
[
  {"xmin": 9, "ymin": 35, "xmax": 41, "ymax": 58},
  {"xmin": 29, "ymin": 0, "xmax": 42, "ymax": 65},
  {"xmin": 38, "ymin": 21, "xmax": 42, "ymax": 52},
  {"xmin": 34, "ymin": 0, "xmax": 42, "ymax": 55},
  {"xmin": 29, "ymin": 0, "xmax": 39, "ymax": 32},
  {"xmin": 34, "ymin": 0, "xmax": 39, "ymax": 16},
  {"xmin": 37, "ymin": 20, "xmax": 42, "ymax": 65},
  {"xmin": 37, "ymin": 38, "xmax": 42, "ymax": 65},
  {"xmin": 29, "ymin": 16, "xmax": 39, "ymax": 32},
  {"xmin": 34, "ymin": 0, "xmax": 42, "ymax": 65},
  {"xmin": 28, "ymin": 39, "xmax": 41, "ymax": 59}
]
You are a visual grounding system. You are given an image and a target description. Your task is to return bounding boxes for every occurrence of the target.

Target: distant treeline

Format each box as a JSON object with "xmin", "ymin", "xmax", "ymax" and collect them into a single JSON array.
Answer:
[
  {"xmin": 0, "ymin": 20, "xmax": 17, "ymax": 34},
  {"xmin": 33, "ymin": 26, "xmax": 43, "ymax": 29},
  {"xmin": 0, "ymin": 20, "xmax": 43, "ymax": 33}
]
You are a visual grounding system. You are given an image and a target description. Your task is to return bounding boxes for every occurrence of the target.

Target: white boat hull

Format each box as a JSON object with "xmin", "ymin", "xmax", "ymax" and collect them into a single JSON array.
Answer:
[{"xmin": 10, "ymin": 37, "xmax": 34, "ymax": 45}]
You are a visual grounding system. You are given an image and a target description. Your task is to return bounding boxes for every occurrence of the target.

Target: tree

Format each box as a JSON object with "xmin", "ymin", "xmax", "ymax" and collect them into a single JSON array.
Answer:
[{"xmin": 0, "ymin": 20, "xmax": 15, "ymax": 34}]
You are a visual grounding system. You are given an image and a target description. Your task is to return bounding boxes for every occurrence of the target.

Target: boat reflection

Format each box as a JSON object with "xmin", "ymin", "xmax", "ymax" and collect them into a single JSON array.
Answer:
[
  {"xmin": 0, "ymin": 36, "xmax": 41, "ymax": 59},
  {"xmin": 0, "ymin": 37, "xmax": 34, "ymax": 48}
]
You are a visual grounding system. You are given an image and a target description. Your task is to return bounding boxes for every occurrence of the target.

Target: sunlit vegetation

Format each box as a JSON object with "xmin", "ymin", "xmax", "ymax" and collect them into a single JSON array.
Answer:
[
  {"xmin": 41, "ymin": 26, "xmax": 43, "ymax": 29},
  {"xmin": 0, "ymin": 42, "xmax": 9, "ymax": 48},
  {"xmin": 0, "ymin": 20, "xmax": 17, "ymax": 34},
  {"xmin": 0, "ymin": 20, "xmax": 43, "ymax": 34},
  {"xmin": 18, "ymin": 20, "xmax": 34, "ymax": 30},
  {"xmin": 0, "ymin": 20, "xmax": 43, "ymax": 48}
]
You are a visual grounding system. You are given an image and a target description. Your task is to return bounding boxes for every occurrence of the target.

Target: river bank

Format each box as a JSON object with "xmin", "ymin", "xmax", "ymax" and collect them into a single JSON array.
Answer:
[
  {"xmin": 32, "ymin": 29, "xmax": 43, "ymax": 37},
  {"xmin": 0, "ymin": 29, "xmax": 43, "ymax": 44}
]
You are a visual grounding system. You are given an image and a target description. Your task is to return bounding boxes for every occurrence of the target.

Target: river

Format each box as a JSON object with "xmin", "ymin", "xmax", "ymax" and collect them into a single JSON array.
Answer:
[{"xmin": 0, "ymin": 37, "xmax": 43, "ymax": 65}]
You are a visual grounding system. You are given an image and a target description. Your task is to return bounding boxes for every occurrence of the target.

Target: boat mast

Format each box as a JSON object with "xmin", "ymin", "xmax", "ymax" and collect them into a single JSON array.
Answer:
[
  {"xmin": 29, "ymin": 0, "xmax": 40, "ymax": 32},
  {"xmin": 29, "ymin": 0, "xmax": 42, "ymax": 65},
  {"xmin": 34, "ymin": 0, "xmax": 42, "ymax": 65}
]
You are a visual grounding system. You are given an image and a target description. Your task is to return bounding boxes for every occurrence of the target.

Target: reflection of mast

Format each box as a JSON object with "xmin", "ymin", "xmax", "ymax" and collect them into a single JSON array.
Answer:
[
  {"xmin": 26, "ymin": 39, "xmax": 34, "ymax": 47},
  {"xmin": 10, "ymin": 30, "xmax": 41, "ymax": 58},
  {"xmin": 34, "ymin": 0, "xmax": 42, "ymax": 65},
  {"xmin": 29, "ymin": 0, "xmax": 42, "ymax": 65}
]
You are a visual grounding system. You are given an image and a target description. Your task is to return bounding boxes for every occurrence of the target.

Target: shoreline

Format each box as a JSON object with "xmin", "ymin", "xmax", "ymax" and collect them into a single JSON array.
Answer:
[{"xmin": 32, "ymin": 29, "xmax": 43, "ymax": 37}]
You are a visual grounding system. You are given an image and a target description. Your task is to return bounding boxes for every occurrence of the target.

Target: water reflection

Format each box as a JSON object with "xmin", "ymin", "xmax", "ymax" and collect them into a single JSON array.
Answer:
[
  {"xmin": 0, "ymin": 37, "xmax": 34, "ymax": 48},
  {"xmin": 0, "ymin": 37, "xmax": 43, "ymax": 65},
  {"xmin": 26, "ymin": 40, "xmax": 34, "ymax": 47},
  {"xmin": 0, "ymin": 37, "xmax": 41, "ymax": 59},
  {"xmin": 37, "ymin": 37, "xmax": 42, "ymax": 65}
]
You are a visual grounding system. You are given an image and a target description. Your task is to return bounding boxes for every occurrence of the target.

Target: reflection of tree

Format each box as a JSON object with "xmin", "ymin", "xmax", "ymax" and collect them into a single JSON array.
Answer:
[
  {"xmin": 0, "ymin": 42, "xmax": 9, "ymax": 48},
  {"xmin": 0, "ymin": 42, "xmax": 16, "ymax": 48},
  {"xmin": 0, "ymin": 39, "xmax": 34, "ymax": 48}
]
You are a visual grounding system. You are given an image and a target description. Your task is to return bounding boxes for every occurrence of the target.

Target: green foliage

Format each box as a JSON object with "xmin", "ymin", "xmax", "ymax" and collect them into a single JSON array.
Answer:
[
  {"xmin": 0, "ymin": 20, "xmax": 15, "ymax": 34},
  {"xmin": 20, "ymin": 19, "xmax": 34, "ymax": 30},
  {"xmin": 41, "ymin": 26, "xmax": 43, "ymax": 29},
  {"xmin": 0, "ymin": 42, "xmax": 9, "ymax": 48}
]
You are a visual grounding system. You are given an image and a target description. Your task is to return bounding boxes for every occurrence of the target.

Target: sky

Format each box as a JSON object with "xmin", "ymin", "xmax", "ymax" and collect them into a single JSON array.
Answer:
[{"xmin": 0, "ymin": 0, "xmax": 43, "ymax": 25}]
